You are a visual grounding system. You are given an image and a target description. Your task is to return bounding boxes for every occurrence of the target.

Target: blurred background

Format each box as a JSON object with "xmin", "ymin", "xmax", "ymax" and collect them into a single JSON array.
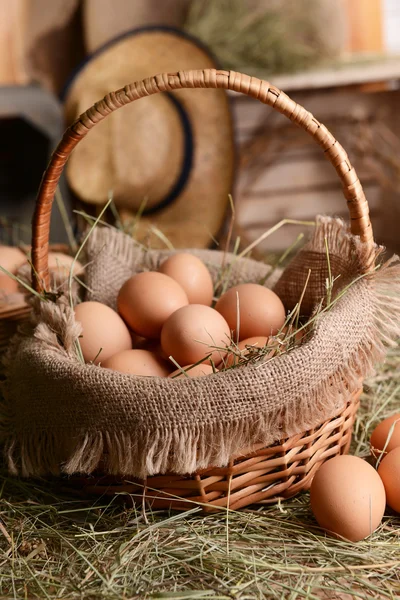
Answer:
[{"xmin": 1, "ymin": 0, "xmax": 400, "ymax": 254}]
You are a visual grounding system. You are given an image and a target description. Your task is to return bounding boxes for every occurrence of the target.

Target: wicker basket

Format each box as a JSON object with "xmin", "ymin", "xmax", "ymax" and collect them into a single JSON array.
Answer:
[
  {"xmin": 15, "ymin": 69, "xmax": 378, "ymax": 511},
  {"xmin": 61, "ymin": 390, "xmax": 360, "ymax": 511}
]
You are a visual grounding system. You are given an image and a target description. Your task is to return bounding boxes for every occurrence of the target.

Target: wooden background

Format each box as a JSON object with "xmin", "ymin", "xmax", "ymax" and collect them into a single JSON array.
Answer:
[{"xmin": 232, "ymin": 86, "xmax": 400, "ymax": 255}]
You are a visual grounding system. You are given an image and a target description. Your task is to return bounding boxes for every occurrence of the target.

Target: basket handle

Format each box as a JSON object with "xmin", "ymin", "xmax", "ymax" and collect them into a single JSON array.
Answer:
[{"xmin": 32, "ymin": 69, "xmax": 373, "ymax": 291}]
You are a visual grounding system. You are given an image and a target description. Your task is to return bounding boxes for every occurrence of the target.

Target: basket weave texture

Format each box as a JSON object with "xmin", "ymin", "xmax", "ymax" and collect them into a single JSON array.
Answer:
[
  {"xmin": 61, "ymin": 391, "xmax": 360, "ymax": 511},
  {"xmin": 1, "ymin": 69, "xmax": 400, "ymax": 510}
]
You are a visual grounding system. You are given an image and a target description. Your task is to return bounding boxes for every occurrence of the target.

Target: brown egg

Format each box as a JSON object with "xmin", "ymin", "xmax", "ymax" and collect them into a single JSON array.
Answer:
[
  {"xmin": 102, "ymin": 349, "xmax": 170, "ymax": 377},
  {"xmin": 0, "ymin": 274, "xmax": 19, "ymax": 295},
  {"xmin": 117, "ymin": 271, "xmax": 188, "ymax": 338},
  {"xmin": 134, "ymin": 336, "xmax": 168, "ymax": 359},
  {"xmin": 161, "ymin": 304, "xmax": 231, "ymax": 366},
  {"xmin": 215, "ymin": 283, "xmax": 286, "ymax": 340},
  {"xmin": 74, "ymin": 301, "xmax": 132, "ymax": 364},
  {"xmin": 0, "ymin": 245, "xmax": 27, "ymax": 273},
  {"xmin": 224, "ymin": 336, "xmax": 271, "ymax": 368},
  {"xmin": 310, "ymin": 455, "xmax": 386, "ymax": 542},
  {"xmin": 48, "ymin": 252, "xmax": 84, "ymax": 277},
  {"xmin": 370, "ymin": 413, "xmax": 400, "ymax": 456},
  {"xmin": 169, "ymin": 362, "xmax": 216, "ymax": 378},
  {"xmin": 0, "ymin": 246, "xmax": 27, "ymax": 294},
  {"xmin": 159, "ymin": 253, "xmax": 214, "ymax": 305},
  {"xmin": 378, "ymin": 446, "xmax": 400, "ymax": 513}
]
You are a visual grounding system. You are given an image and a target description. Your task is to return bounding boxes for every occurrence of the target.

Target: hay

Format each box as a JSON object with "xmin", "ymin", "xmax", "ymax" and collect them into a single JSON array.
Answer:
[
  {"xmin": 184, "ymin": 0, "xmax": 345, "ymax": 77},
  {"xmin": 0, "ymin": 343, "xmax": 399, "ymax": 598}
]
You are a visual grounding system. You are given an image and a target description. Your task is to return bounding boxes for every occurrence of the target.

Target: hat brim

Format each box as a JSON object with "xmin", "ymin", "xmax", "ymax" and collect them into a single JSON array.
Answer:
[{"xmin": 63, "ymin": 27, "xmax": 235, "ymax": 249}]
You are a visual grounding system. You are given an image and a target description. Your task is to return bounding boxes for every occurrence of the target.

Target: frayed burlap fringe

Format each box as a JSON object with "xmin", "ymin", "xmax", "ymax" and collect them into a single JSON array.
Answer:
[{"xmin": 1, "ymin": 217, "xmax": 400, "ymax": 479}]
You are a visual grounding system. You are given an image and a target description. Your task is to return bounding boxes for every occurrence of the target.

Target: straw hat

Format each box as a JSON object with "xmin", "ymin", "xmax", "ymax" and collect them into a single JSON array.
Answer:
[{"xmin": 63, "ymin": 27, "xmax": 234, "ymax": 248}]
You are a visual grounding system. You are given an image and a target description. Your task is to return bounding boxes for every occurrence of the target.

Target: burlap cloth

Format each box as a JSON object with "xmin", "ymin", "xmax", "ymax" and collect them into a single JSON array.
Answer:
[{"xmin": 1, "ymin": 217, "xmax": 400, "ymax": 478}]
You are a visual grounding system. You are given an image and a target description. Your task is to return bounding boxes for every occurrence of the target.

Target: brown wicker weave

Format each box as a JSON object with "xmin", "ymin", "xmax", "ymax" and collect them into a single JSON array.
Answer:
[
  {"xmin": 20, "ymin": 70, "xmax": 376, "ymax": 509},
  {"xmin": 63, "ymin": 389, "xmax": 361, "ymax": 511}
]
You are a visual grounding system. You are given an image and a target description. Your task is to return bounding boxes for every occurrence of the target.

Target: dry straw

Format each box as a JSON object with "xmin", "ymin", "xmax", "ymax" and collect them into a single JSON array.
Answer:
[{"xmin": 184, "ymin": 0, "xmax": 345, "ymax": 76}]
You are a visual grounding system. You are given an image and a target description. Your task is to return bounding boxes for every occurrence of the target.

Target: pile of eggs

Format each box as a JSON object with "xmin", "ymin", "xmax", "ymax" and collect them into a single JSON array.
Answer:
[
  {"xmin": 74, "ymin": 252, "xmax": 288, "ymax": 378},
  {"xmin": 310, "ymin": 413, "xmax": 400, "ymax": 542}
]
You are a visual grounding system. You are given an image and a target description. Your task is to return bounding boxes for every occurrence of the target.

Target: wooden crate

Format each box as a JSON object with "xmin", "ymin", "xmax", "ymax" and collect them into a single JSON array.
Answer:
[{"xmin": 232, "ymin": 86, "xmax": 400, "ymax": 256}]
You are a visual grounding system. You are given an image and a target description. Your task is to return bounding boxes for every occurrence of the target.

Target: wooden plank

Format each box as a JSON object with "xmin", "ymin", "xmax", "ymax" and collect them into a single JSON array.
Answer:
[
  {"xmin": 238, "ymin": 224, "xmax": 310, "ymax": 256},
  {"xmin": 242, "ymin": 208, "xmax": 384, "ymax": 255},
  {"xmin": 344, "ymin": 0, "xmax": 383, "ymax": 53},
  {"xmin": 232, "ymin": 85, "xmax": 400, "ymax": 256},
  {"xmin": 0, "ymin": 0, "xmax": 27, "ymax": 85},
  {"xmin": 228, "ymin": 56, "xmax": 400, "ymax": 94},
  {"xmin": 238, "ymin": 154, "xmax": 376, "ymax": 196},
  {"xmin": 237, "ymin": 184, "xmax": 381, "ymax": 228},
  {"xmin": 231, "ymin": 89, "xmax": 400, "ymax": 135}
]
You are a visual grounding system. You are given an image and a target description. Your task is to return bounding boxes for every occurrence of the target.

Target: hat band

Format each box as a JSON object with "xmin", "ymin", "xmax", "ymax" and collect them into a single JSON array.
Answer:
[{"xmin": 142, "ymin": 92, "xmax": 194, "ymax": 216}]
